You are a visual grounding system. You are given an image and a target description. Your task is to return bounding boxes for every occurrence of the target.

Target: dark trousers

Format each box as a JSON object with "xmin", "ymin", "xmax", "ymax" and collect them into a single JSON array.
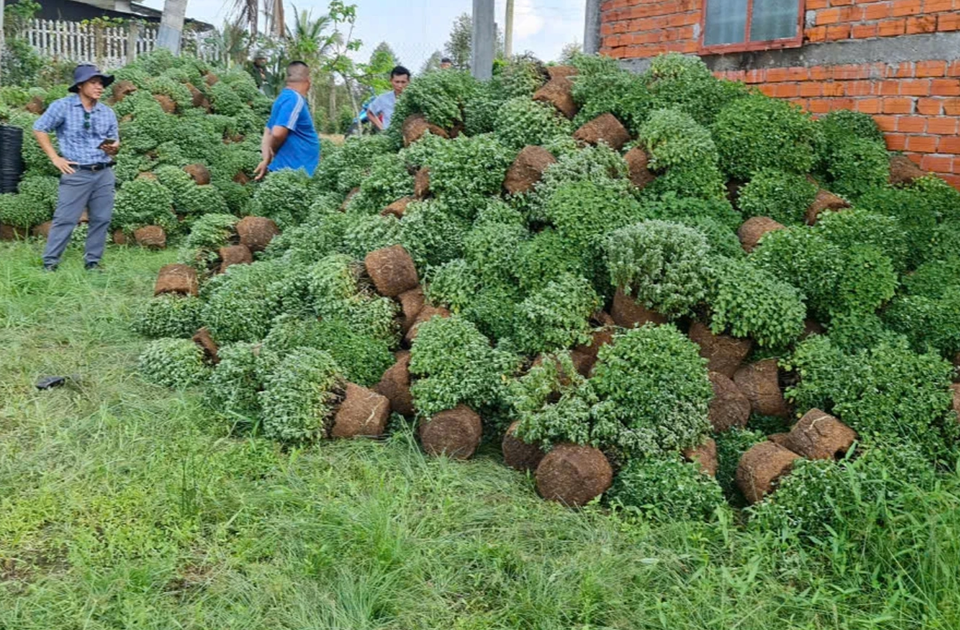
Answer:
[{"xmin": 42, "ymin": 167, "xmax": 115, "ymax": 266}]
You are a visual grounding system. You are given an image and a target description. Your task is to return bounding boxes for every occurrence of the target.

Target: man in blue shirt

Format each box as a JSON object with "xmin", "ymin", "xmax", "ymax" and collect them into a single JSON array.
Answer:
[
  {"xmin": 254, "ymin": 61, "xmax": 321, "ymax": 179},
  {"xmin": 34, "ymin": 64, "xmax": 120, "ymax": 272},
  {"xmin": 368, "ymin": 66, "xmax": 411, "ymax": 132}
]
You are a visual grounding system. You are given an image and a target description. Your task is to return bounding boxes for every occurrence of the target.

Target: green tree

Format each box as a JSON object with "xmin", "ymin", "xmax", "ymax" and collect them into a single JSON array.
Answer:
[
  {"xmin": 444, "ymin": 13, "xmax": 471, "ymax": 70},
  {"xmin": 359, "ymin": 41, "xmax": 398, "ymax": 93}
]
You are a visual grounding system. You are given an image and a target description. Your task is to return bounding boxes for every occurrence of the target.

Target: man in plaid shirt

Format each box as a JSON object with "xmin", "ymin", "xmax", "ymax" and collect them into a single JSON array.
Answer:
[{"xmin": 34, "ymin": 64, "xmax": 120, "ymax": 272}]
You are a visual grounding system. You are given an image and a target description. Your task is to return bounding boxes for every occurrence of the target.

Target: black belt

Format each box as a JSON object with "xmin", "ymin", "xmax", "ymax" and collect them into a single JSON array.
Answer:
[{"xmin": 76, "ymin": 163, "xmax": 114, "ymax": 172}]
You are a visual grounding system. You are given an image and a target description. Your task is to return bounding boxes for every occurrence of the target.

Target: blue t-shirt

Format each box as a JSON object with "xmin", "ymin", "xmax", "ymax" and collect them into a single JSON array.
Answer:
[
  {"xmin": 369, "ymin": 91, "xmax": 398, "ymax": 129},
  {"xmin": 267, "ymin": 88, "xmax": 320, "ymax": 175}
]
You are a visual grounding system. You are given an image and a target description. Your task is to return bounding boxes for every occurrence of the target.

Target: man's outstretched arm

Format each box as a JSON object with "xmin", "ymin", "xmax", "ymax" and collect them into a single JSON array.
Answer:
[{"xmin": 254, "ymin": 125, "xmax": 290, "ymax": 180}]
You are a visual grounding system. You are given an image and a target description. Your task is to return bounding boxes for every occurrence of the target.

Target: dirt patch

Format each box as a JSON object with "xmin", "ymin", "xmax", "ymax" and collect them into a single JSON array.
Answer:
[
  {"xmin": 889, "ymin": 154, "xmax": 926, "ymax": 187},
  {"xmin": 688, "ymin": 321, "xmax": 753, "ymax": 378},
  {"xmin": 805, "ymin": 189, "xmax": 850, "ymax": 225},
  {"xmin": 192, "ymin": 327, "xmax": 220, "ymax": 364},
  {"xmin": 419, "ymin": 405, "xmax": 483, "ymax": 460},
  {"xmin": 504, "ymin": 145, "xmax": 557, "ymax": 195},
  {"xmin": 0, "ymin": 224, "xmax": 28, "ymax": 240},
  {"xmin": 365, "ymin": 245, "xmax": 419, "ymax": 297},
  {"xmin": 736, "ymin": 441, "xmax": 801, "ymax": 504},
  {"xmin": 536, "ymin": 444, "xmax": 613, "ymax": 507},
  {"xmin": 502, "ymin": 421, "xmax": 546, "ymax": 472},
  {"xmin": 236, "ymin": 216, "xmax": 280, "ymax": 252},
  {"xmin": 134, "ymin": 225, "xmax": 167, "ymax": 249},
  {"xmin": 183, "ymin": 164, "xmax": 211, "ymax": 186},
  {"xmin": 375, "ymin": 351, "xmax": 415, "ymax": 417},
  {"xmin": 402, "ymin": 114, "xmax": 449, "ymax": 147},
  {"xmin": 414, "ymin": 168, "xmax": 431, "ymax": 199},
  {"xmin": 24, "ymin": 96, "xmax": 45, "ymax": 115},
  {"xmin": 624, "ymin": 147, "xmax": 656, "ymax": 190},
  {"xmin": 154, "ymin": 263, "xmax": 199, "ymax": 296},
  {"xmin": 403, "ymin": 305, "xmax": 451, "ymax": 346},
  {"xmin": 611, "ymin": 288, "xmax": 667, "ymax": 329},
  {"xmin": 782, "ymin": 408, "xmax": 857, "ymax": 460},
  {"xmin": 112, "ymin": 229, "xmax": 128, "ymax": 245},
  {"xmin": 331, "ymin": 383, "xmax": 391, "ymax": 439},
  {"xmin": 397, "ymin": 286, "xmax": 425, "ymax": 334},
  {"xmin": 707, "ymin": 372, "xmax": 751, "ymax": 433},
  {"xmin": 573, "ymin": 113, "xmax": 631, "ymax": 151},
  {"xmin": 683, "ymin": 437, "xmax": 718, "ymax": 477},
  {"xmin": 381, "ymin": 197, "xmax": 416, "ymax": 219},
  {"xmin": 733, "ymin": 360, "xmax": 791, "ymax": 418},
  {"xmin": 737, "ymin": 217, "xmax": 785, "ymax": 253},
  {"xmin": 533, "ymin": 76, "xmax": 578, "ymax": 119}
]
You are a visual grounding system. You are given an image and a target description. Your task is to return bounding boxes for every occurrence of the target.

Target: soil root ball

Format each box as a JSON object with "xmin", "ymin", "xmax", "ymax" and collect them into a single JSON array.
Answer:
[
  {"xmin": 504, "ymin": 145, "xmax": 558, "ymax": 195},
  {"xmin": 535, "ymin": 444, "xmax": 613, "ymax": 507},
  {"xmin": 183, "ymin": 163, "xmax": 211, "ymax": 186},
  {"xmin": 135, "ymin": 225, "xmax": 167, "ymax": 249},
  {"xmin": 0, "ymin": 224, "xmax": 28, "ymax": 240},
  {"xmin": 402, "ymin": 114, "xmax": 449, "ymax": 147},
  {"xmin": 403, "ymin": 305, "xmax": 451, "ymax": 345},
  {"xmin": 332, "ymin": 383, "xmax": 392, "ymax": 439},
  {"xmin": 683, "ymin": 437, "xmax": 719, "ymax": 477},
  {"xmin": 889, "ymin": 154, "xmax": 926, "ymax": 187},
  {"xmin": 111, "ymin": 80, "xmax": 137, "ymax": 103},
  {"xmin": 502, "ymin": 421, "xmax": 546, "ymax": 472},
  {"xmin": 736, "ymin": 441, "xmax": 801, "ymax": 504},
  {"xmin": 611, "ymin": 288, "xmax": 667, "ymax": 329},
  {"xmin": 154, "ymin": 263, "xmax": 199, "ymax": 296},
  {"xmin": 236, "ymin": 216, "xmax": 280, "ymax": 252},
  {"xmin": 689, "ymin": 321, "xmax": 753, "ymax": 378},
  {"xmin": 192, "ymin": 327, "xmax": 220, "ymax": 364},
  {"xmin": 112, "ymin": 229, "xmax": 128, "ymax": 245},
  {"xmin": 573, "ymin": 113, "xmax": 631, "ymax": 151},
  {"xmin": 737, "ymin": 216, "xmax": 785, "ymax": 253},
  {"xmin": 624, "ymin": 147, "xmax": 656, "ymax": 190},
  {"xmin": 547, "ymin": 65, "xmax": 578, "ymax": 81},
  {"xmin": 381, "ymin": 197, "xmax": 416, "ymax": 219},
  {"xmin": 397, "ymin": 286, "xmax": 425, "ymax": 334},
  {"xmin": 218, "ymin": 244, "xmax": 253, "ymax": 273},
  {"xmin": 419, "ymin": 405, "xmax": 483, "ymax": 460},
  {"xmin": 153, "ymin": 94, "xmax": 176, "ymax": 114},
  {"xmin": 32, "ymin": 221, "xmax": 52, "ymax": 239},
  {"xmin": 708, "ymin": 372, "xmax": 751, "ymax": 432},
  {"xmin": 364, "ymin": 245, "xmax": 419, "ymax": 298},
  {"xmin": 952, "ymin": 383, "xmax": 960, "ymax": 415},
  {"xmin": 533, "ymin": 76, "xmax": 578, "ymax": 119},
  {"xmin": 805, "ymin": 189, "xmax": 850, "ymax": 225},
  {"xmin": 733, "ymin": 360, "xmax": 792, "ymax": 418},
  {"xmin": 375, "ymin": 351, "xmax": 415, "ymax": 417},
  {"xmin": 414, "ymin": 168, "xmax": 431, "ymax": 199},
  {"xmin": 783, "ymin": 408, "xmax": 857, "ymax": 460}
]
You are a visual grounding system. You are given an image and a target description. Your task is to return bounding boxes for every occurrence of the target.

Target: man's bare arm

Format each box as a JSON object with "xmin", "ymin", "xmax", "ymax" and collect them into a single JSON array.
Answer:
[{"xmin": 254, "ymin": 126, "xmax": 291, "ymax": 180}]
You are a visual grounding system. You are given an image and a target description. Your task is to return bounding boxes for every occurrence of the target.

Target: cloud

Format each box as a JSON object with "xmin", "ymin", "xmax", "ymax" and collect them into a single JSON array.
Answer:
[{"xmin": 512, "ymin": 0, "xmax": 545, "ymax": 39}]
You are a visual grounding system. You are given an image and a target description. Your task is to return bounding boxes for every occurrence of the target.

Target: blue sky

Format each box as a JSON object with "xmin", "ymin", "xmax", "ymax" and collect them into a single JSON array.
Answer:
[{"xmin": 142, "ymin": 0, "xmax": 586, "ymax": 71}]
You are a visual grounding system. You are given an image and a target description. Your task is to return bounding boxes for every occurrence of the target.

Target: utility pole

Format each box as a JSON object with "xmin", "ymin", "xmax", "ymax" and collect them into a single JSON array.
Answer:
[
  {"xmin": 504, "ymin": 0, "xmax": 514, "ymax": 59},
  {"xmin": 0, "ymin": 0, "xmax": 6, "ymax": 85},
  {"xmin": 471, "ymin": 0, "xmax": 495, "ymax": 81}
]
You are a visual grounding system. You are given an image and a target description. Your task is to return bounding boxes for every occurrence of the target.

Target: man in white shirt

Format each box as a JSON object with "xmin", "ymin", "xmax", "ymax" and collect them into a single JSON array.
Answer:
[{"xmin": 368, "ymin": 66, "xmax": 411, "ymax": 131}]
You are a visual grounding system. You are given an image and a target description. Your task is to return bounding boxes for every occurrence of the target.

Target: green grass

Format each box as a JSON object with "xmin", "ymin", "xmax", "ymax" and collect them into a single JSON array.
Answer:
[{"xmin": 2, "ymin": 240, "xmax": 960, "ymax": 629}]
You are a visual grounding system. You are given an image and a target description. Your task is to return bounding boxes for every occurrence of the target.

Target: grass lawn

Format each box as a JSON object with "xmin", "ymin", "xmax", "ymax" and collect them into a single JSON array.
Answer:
[{"xmin": 2, "ymin": 240, "xmax": 960, "ymax": 629}]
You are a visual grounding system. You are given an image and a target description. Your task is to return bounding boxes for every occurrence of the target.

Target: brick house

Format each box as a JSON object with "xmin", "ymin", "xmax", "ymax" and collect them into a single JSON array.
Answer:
[{"xmin": 583, "ymin": 0, "xmax": 960, "ymax": 187}]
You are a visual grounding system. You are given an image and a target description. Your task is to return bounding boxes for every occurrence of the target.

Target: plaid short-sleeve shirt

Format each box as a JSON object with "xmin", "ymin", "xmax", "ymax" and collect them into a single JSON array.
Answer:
[{"xmin": 33, "ymin": 94, "xmax": 119, "ymax": 164}]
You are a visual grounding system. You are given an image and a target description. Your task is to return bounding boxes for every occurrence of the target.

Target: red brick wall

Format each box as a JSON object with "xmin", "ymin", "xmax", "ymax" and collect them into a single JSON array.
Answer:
[{"xmin": 599, "ymin": 0, "xmax": 960, "ymax": 187}]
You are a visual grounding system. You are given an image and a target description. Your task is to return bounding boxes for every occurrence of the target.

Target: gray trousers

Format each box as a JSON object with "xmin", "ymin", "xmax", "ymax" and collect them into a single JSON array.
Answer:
[{"xmin": 42, "ymin": 167, "xmax": 116, "ymax": 266}]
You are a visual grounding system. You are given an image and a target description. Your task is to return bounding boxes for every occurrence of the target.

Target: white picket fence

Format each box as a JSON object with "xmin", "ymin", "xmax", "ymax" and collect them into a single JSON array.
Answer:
[{"xmin": 21, "ymin": 19, "xmax": 218, "ymax": 69}]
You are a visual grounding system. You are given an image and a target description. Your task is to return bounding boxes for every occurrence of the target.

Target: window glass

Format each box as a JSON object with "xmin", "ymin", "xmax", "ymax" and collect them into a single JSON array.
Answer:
[
  {"xmin": 704, "ymin": 0, "xmax": 748, "ymax": 46},
  {"xmin": 751, "ymin": 0, "xmax": 801, "ymax": 41}
]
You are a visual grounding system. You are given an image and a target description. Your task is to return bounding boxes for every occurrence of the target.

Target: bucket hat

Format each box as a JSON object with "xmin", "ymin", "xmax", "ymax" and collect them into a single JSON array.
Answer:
[{"xmin": 68, "ymin": 64, "xmax": 115, "ymax": 93}]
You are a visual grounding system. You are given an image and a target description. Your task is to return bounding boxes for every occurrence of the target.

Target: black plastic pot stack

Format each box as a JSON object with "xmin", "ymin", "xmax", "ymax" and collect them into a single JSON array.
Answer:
[{"xmin": 0, "ymin": 125, "xmax": 25, "ymax": 194}]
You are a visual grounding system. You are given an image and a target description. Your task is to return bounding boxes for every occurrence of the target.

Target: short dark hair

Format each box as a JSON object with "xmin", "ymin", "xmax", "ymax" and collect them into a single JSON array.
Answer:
[
  {"xmin": 390, "ymin": 66, "xmax": 411, "ymax": 79},
  {"xmin": 286, "ymin": 61, "xmax": 310, "ymax": 82},
  {"xmin": 441, "ymin": 57, "xmax": 452, "ymax": 64}
]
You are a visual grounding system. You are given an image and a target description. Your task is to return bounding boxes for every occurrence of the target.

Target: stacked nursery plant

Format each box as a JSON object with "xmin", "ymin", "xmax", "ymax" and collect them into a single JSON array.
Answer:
[
  {"xmin": 9, "ymin": 51, "xmax": 959, "ymax": 535},
  {"xmin": 0, "ymin": 49, "xmax": 268, "ymax": 245}
]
